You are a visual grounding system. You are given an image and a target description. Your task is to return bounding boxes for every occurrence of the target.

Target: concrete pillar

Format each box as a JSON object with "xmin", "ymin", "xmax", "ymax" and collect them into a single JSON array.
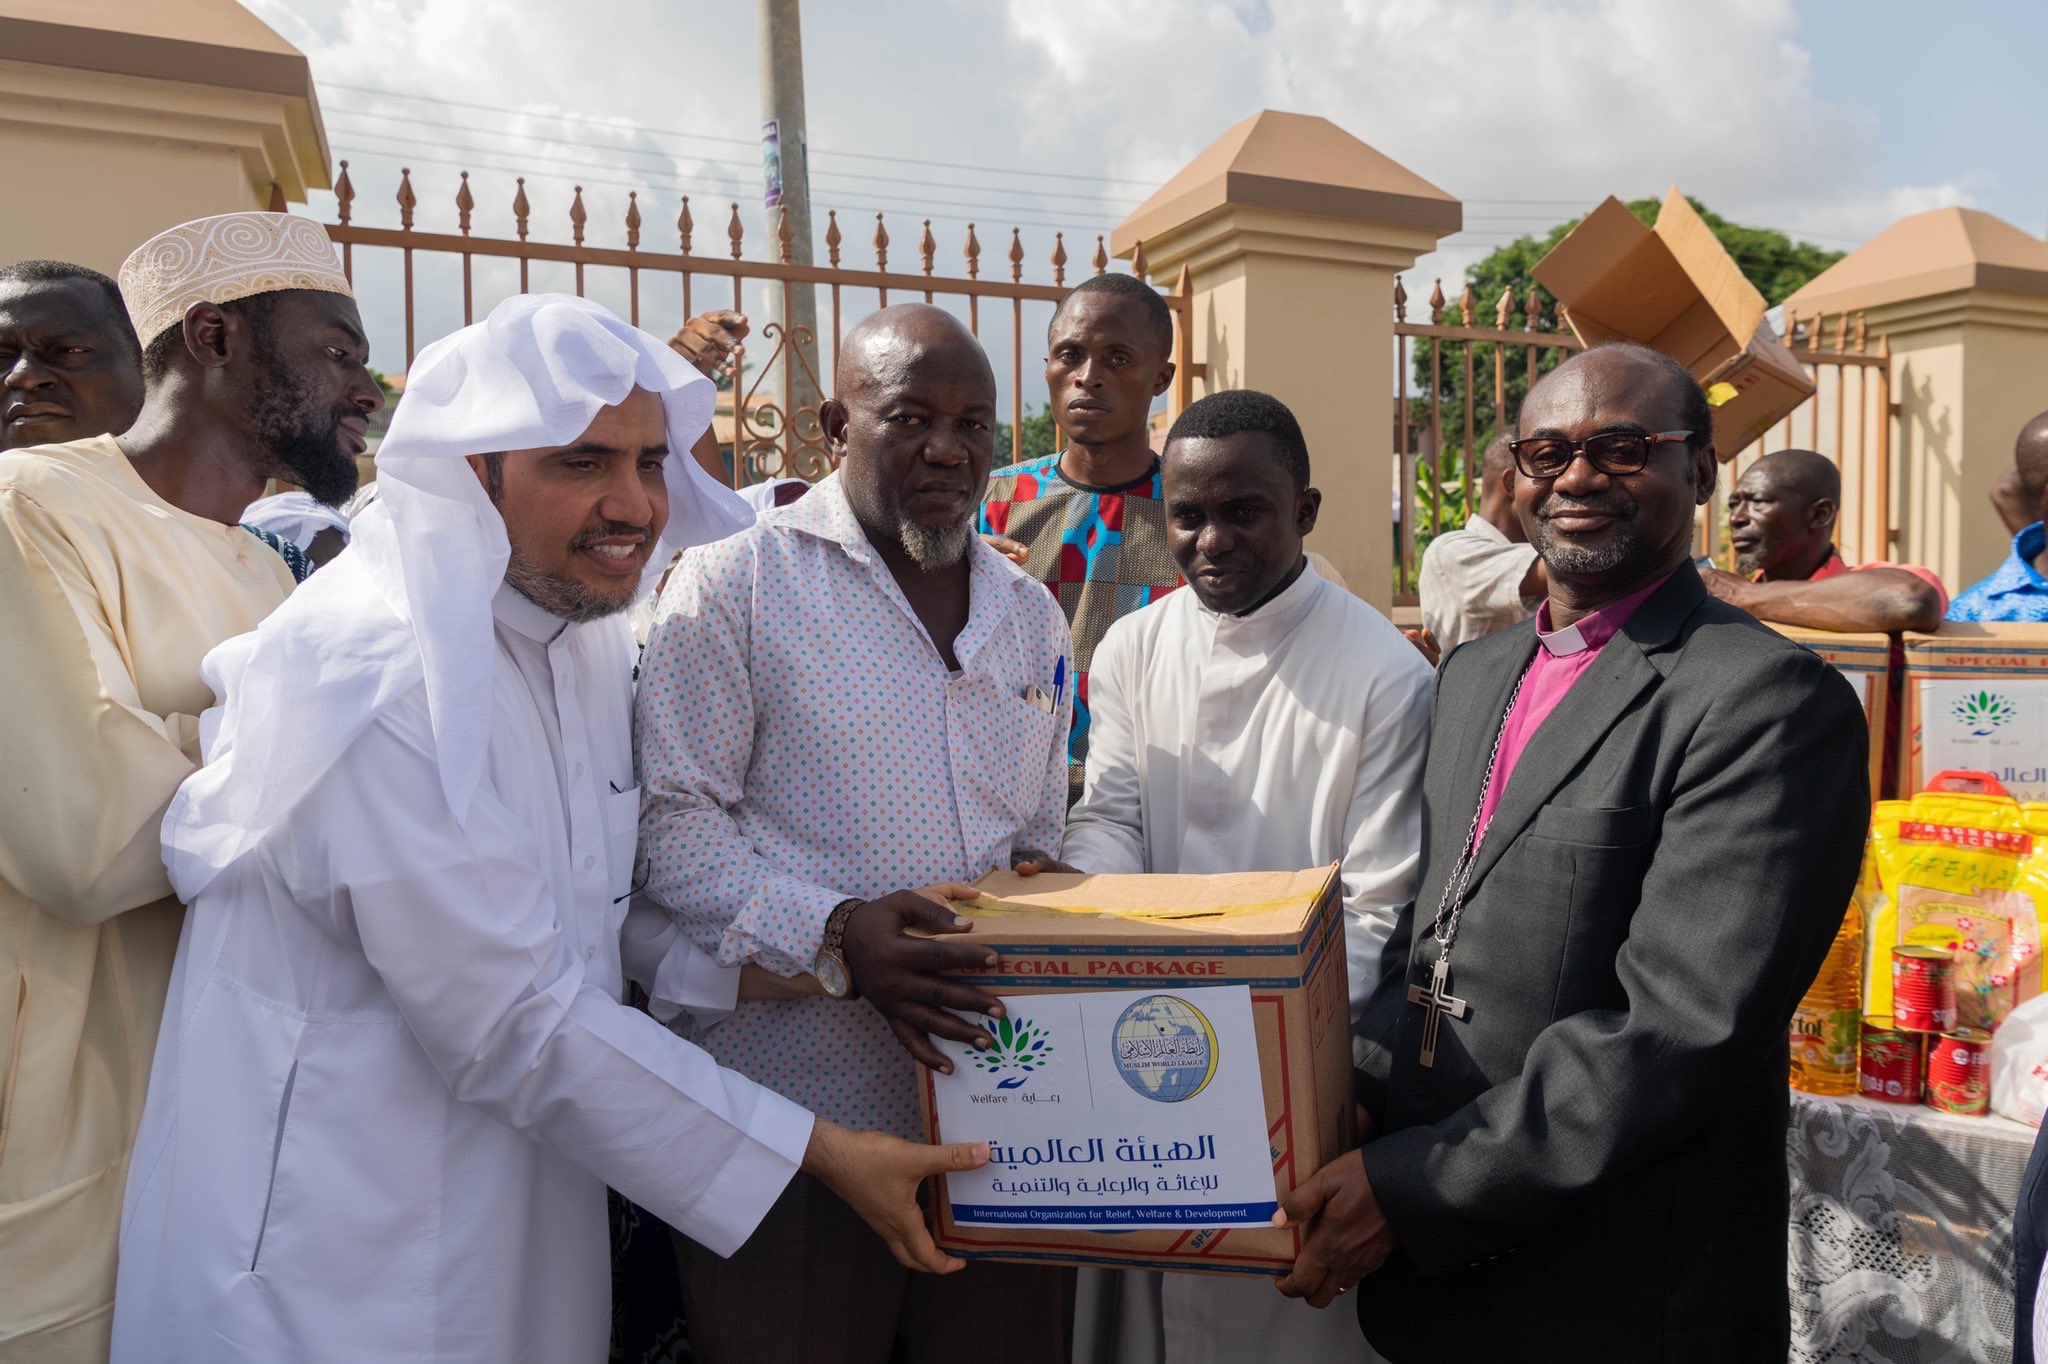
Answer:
[
  {"xmin": 1112, "ymin": 111, "xmax": 1460, "ymax": 609},
  {"xmin": 1784, "ymin": 209, "xmax": 2048, "ymax": 593},
  {"xmin": 0, "ymin": 0, "xmax": 331, "ymax": 275}
]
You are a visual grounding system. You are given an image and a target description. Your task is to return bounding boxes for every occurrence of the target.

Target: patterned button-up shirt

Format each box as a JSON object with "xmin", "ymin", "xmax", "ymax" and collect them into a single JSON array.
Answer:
[
  {"xmin": 1948, "ymin": 522, "xmax": 2048, "ymax": 622},
  {"xmin": 636, "ymin": 473, "xmax": 1073, "ymax": 1136}
]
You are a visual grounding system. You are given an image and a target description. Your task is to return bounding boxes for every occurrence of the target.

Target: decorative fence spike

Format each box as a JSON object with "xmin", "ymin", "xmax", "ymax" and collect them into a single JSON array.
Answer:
[
  {"xmin": 1008, "ymin": 228, "xmax": 1024, "ymax": 284},
  {"xmin": 1131, "ymin": 239, "xmax": 1149, "ymax": 281},
  {"xmin": 513, "ymin": 178, "xmax": 530, "ymax": 241},
  {"xmin": 1092, "ymin": 235, "xmax": 1108, "ymax": 277},
  {"xmin": 1393, "ymin": 275, "xmax": 1407, "ymax": 322},
  {"xmin": 874, "ymin": 213, "xmax": 889, "ymax": 271},
  {"xmin": 1854, "ymin": 312, "xmax": 1868, "ymax": 353},
  {"xmin": 335, "ymin": 161, "xmax": 354, "ymax": 226},
  {"xmin": 396, "ymin": 167, "xmax": 417, "ymax": 230},
  {"xmin": 1833, "ymin": 312, "xmax": 1849, "ymax": 352},
  {"xmin": 267, "ymin": 181, "xmax": 286, "ymax": 213},
  {"xmin": 1495, "ymin": 285, "xmax": 1514, "ymax": 329},
  {"xmin": 778, "ymin": 205, "xmax": 795, "ymax": 264},
  {"xmin": 456, "ymin": 172, "xmax": 474, "ymax": 236},
  {"xmin": 678, "ymin": 195, "xmax": 693, "ymax": 253},
  {"xmin": 570, "ymin": 186, "xmax": 587, "ymax": 247},
  {"xmin": 919, "ymin": 219, "xmax": 936, "ymax": 276},
  {"xmin": 1427, "ymin": 279, "xmax": 1445, "ymax": 324},
  {"xmin": 1459, "ymin": 281, "xmax": 1475, "ymax": 327},
  {"xmin": 1524, "ymin": 283, "xmax": 1541, "ymax": 331},
  {"xmin": 1783, "ymin": 307, "xmax": 1799, "ymax": 348},
  {"xmin": 964, "ymin": 223, "xmax": 981, "ymax": 279},
  {"xmin": 728, "ymin": 203, "xmax": 744, "ymax": 260},
  {"xmin": 625, "ymin": 192, "xmax": 641, "ymax": 250},
  {"xmin": 1052, "ymin": 232, "xmax": 1067, "ymax": 287},
  {"xmin": 825, "ymin": 209, "xmax": 841, "ymax": 266}
]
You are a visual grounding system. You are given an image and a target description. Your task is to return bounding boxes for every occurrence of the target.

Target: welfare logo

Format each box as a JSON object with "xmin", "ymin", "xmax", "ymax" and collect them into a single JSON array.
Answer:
[
  {"xmin": 1112, "ymin": 994, "xmax": 1219, "ymax": 1103},
  {"xmin": 1951, "ymin": 690, "xmax": 2019, "ymax": 738},
  {"xmin": 969, "ymin": 1015, "xmax": 1056, "ymax": 1089}
]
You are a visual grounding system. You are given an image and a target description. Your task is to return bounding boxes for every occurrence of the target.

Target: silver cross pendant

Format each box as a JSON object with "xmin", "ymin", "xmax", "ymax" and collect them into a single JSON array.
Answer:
[{"xmin": 1406, "ymin": 955, "xmax": 1470, "ymax": 1068}]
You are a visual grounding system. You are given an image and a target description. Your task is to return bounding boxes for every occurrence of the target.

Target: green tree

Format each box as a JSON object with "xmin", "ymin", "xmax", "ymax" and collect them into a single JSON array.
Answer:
[
  {"xmin": 992, "ymin": 405, "xmax": 1064, "ymax": 467},
  {"xmin": 1404, "ymin": 197, "xmax": 1843, "ymax": 562}
]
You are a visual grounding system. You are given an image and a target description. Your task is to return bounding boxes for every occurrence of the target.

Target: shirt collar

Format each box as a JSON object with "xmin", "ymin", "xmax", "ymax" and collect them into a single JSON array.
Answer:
[
  {"xmin": 1983, "ymin": 522, "xmax": 2048, "ymax": 596},
  {"xmin": 492, "ymin": 580, "xmax": 569, "ymax": 644},
  {"xmin": 1532, "ymin": 568, "xmax": 1675, "ymax": 657}
]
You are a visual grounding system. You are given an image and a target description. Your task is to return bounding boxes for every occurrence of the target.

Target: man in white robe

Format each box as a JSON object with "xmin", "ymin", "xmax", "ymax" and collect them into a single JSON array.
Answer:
[
  {"xmin": 1057, "ymin": 390, "xmax": 1431, "ymax": 1364},
  {"xmin": 110, "ymin": 294, "xmax": 986, "ymax": 1364}
]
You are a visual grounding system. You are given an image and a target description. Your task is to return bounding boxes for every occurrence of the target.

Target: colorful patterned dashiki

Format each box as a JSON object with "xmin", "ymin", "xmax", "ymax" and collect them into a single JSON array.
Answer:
[
  {"xmin": 977, "ymin": 452, "xmax": 1181, "ymax": 802},
  {"xmin": 1948, "ymin": 522, "xmax": 2048, "ymax": 622}
]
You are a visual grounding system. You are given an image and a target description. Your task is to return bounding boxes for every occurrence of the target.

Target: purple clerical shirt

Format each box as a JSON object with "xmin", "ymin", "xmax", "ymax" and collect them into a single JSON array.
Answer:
[{"xmin": 1473, "ymin": 570, "xmax": 1676, "ymax": 845}]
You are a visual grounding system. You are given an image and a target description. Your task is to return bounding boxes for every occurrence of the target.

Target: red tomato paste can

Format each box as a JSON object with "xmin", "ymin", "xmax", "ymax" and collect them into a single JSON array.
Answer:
[
  {"xmin": 1892, "ymin": 946, "xmax": 1958, "ymax": 1033},
  {"xmin": 1858, "ymin": 1017, "xmax": 1923, "ymax": 1104},
  {"xmin": 1923, "ymin": 1027, "xmax": 1991, "ymax": 1115}
]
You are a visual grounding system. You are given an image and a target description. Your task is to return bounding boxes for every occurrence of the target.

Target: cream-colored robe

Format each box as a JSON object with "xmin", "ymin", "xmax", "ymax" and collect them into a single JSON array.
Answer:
[{"xmin": 0, "ymin": 436, "xmax": 291, "ymax": 1360}]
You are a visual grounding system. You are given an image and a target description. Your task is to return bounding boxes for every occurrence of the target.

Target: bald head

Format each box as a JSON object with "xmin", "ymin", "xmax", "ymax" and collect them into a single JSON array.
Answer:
[
  {"xmin": 1728, "ymin": 449, "xmax": 1840, "ymax": 578},
  {"xmin": 2016, "ymin": 410, "xmax": 2048, "ymax": 503},
  {"xmin": 835, "ymin": 303, "xmax": 994, "ymax": 401},
  {"xmin": 824, "ymin": 303, "xmax": 998, "ymax": 571}
]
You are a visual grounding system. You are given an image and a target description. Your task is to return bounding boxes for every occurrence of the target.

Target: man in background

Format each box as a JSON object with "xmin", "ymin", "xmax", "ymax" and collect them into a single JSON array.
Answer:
[
  {"xmin": 0, "ymin": 212, "xmax": 379, "ymax": 1361},
  {"xmin": 1419, "ymin": 432, "xmax": 1543, "ymax": 655},
  {"xmin": 1702, "ymin": 447, "xmax": 1945, "ymax": 632},
  {"xmin": 1953, "ymin": 412, "xmax": 2048, "ymax": 622},
  {"xmin": 0, "ymin": 259, "xmax": 144, "ymax": 452},
  {"xmin": 978, "ymin": 271, "xmax": 1179, "ymax": 802}
]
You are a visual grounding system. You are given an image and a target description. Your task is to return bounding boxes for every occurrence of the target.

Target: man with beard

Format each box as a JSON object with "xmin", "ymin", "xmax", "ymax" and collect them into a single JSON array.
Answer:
[
  {"xmin": 0, "ymin": 259, "xmax": 145, "ymax": 452},
  {"xmin": 0, "ymin": 212, "xmax": 380, "ymax": 1361},
  {"xmin": 113, "ymin": 294, "xmax": 982, "ymax": 1362},
  {"xmin": 1700, "ymin": 447, "xmax": 1944, "ymax": 632},
  {"xmin": 1275, "ymin": 342, "xmax": 1871, "ymax": 1362},
  {"xmin": 637, "ymin": 303, "xmax": 1074, "ymax": 1361}
]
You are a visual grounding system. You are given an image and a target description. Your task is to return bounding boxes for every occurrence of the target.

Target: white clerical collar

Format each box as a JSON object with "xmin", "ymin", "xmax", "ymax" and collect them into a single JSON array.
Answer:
[
  {"xmin": 1535, "ymin": 618, "xmax": 1590, "ymax": 656},
  {"xmin": 492, "ymin": 580, "xmax": 569, "ymax": 645}
]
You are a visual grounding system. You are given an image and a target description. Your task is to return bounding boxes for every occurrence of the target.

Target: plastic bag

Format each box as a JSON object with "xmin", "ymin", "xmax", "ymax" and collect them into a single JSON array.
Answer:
[{"xmin": 1991, "ymin": 993, "xmax": 2048, "ymax": 1127}]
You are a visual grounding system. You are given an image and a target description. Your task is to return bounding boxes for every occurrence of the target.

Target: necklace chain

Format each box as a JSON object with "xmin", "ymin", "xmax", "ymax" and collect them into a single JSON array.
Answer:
[{"xmin": 1428, "ymin": 661, "xmax": 1534, "ymax": 963}]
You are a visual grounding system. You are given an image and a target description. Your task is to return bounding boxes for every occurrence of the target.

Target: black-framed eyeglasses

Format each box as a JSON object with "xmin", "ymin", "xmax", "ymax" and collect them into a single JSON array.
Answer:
[{"xmin": 1508, "ymin": 430, "xmax": 1693, "ymax": 479}]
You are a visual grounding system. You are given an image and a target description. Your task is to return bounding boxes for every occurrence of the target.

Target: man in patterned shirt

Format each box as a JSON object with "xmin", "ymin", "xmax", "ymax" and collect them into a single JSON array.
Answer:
[
  {"xmin": 1952, "ymin": 412, "xmax": 2048, "ymax": 623},
  {"xmin": 978, "ymin": 271, "xmax": 1179, "ymax": 803},
  {"xmin": 637, "ymin": 304, "xmax": 1073, "ymax": 1362}
]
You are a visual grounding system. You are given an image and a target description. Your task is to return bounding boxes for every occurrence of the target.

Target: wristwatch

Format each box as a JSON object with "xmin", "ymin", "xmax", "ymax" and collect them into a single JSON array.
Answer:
[{"xmin": 814, "ymin": 898, "xmax": 862, "ymax": 999}]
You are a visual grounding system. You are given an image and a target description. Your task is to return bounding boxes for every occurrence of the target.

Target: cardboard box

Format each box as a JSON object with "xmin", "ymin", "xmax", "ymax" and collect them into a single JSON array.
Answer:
[
  {"xmin": 1768, "ymin": 625, "xmax": 1894, "ymax": 798},
  {"xmin": 1533, "ymin": 189, "xmax": 1815, "ymax": 459},
  {"xmin": 1902, "ymin": 623, "xmax": 2048, "ymax": 799},
  {"xmin": 919, "ymin": 866, "xmax": 1352, "ymax": 1275}
]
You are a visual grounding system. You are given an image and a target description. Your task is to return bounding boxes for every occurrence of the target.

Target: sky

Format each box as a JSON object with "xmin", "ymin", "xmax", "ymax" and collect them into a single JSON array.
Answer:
[{"xmin": 246, "ymin": 0, "xmax": 2048, "ymax": 419}]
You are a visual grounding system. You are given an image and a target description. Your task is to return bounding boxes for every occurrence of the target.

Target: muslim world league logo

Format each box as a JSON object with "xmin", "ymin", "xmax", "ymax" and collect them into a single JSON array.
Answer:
[
  {"xmin": 1952, "ymin": 690, "xmax": 2020, "ymax": 738},
  {"xmin": 1112, "ymin": 994, "xmax": 1220, "ymax": 1103},
  {"xmin": 969, "ymin": 1015, "xmax": 1056, "ymax": 1090}
]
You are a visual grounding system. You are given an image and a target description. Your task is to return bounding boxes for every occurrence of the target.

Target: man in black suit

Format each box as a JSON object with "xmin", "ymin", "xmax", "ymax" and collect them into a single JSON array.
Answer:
[{"xmin": 1274, "ymin": 341, "xmax": 1871, "ymax": 1361}]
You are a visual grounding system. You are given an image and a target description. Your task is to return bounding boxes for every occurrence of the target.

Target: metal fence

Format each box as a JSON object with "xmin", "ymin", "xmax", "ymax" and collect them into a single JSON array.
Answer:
[
  {"xmin": 316, "ymin": 161, "xmax": 1195, "ymax": 487},
  {"xmin": 1392, "ymin": 275, "xmax": 1897, "ymax": 602}
]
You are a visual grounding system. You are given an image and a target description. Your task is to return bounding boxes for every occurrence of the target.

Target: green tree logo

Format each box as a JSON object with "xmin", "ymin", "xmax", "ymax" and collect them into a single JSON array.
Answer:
[
  {"xmin": 969, "ymin": 1015, "xmax": 1055, "ymax": 1090},
  {"xmin": 1952, "ymin": 690, "xmax": 2018, "ymax": 738}
]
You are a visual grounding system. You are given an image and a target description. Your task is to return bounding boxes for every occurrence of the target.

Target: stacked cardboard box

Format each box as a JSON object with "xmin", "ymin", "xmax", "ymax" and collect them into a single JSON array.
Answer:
[
  {"xmin": 1769, "ymin": 625, "xmax": 1894, "ymax": 798},
  {"xmin": 1901, "ymin": 624, "xmax": 2048, "ymax": 799}
]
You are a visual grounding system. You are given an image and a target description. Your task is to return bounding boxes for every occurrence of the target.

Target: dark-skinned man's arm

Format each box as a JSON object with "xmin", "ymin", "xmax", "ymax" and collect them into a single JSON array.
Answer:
[{"xmin": 1702, "ymin": 564, "xmax": 1944, "ymax": 633}]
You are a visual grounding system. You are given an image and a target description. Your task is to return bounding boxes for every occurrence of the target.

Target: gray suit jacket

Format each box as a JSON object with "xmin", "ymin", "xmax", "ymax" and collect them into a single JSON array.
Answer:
[{"xmin": 1352, "ymin": 565, "xmax": 1870, "ymax": 1363}]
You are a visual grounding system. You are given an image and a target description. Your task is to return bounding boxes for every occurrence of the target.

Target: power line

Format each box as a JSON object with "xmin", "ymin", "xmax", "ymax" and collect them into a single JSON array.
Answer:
[
  {"xmin": 323, "ymin": 108, "xmax": 1145, "ymax": 211},
  {"xmin": 322, "ymin": 81, "xmax": 1160, "ymax": 189}
]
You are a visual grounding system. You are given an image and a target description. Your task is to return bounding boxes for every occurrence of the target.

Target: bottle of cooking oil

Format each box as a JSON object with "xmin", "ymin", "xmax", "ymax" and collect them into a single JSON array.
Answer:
[{"xmin": 1790, "ymin": 902, "xmax": 1863, "ymax": 1095}]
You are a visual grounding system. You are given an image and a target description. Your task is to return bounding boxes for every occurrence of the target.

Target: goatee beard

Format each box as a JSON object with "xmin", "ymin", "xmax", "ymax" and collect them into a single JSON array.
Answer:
[{"xmin": 898, "ymin": 518, "xmax": 971, "ymax": 571}]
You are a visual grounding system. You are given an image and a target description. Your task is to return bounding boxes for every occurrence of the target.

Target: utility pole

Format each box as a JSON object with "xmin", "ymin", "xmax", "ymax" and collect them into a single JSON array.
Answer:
[{"xmin": 757, "ymin": 0, "xmax": 823, "ymax": 473}]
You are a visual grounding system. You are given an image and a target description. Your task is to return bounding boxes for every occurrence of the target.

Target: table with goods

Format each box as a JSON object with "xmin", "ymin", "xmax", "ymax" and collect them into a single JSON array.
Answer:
[{"xmin": 1788, "ymin": 774, "xmax": 2048, "ymax": 1363}]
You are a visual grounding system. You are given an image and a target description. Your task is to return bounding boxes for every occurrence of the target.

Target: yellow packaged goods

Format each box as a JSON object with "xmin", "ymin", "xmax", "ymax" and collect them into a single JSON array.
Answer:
[
  {"xmin": 1859, "ymin": 789, "xmax": 2046, "ymax": 1031},
  {"xmin": 918, "ymin": 866, "xmax": 1352, "ymax": 1275}
]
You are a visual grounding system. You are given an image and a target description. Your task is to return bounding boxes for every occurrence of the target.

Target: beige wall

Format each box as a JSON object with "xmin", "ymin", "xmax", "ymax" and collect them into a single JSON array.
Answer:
[
  {"xmin": 1147, "ymin": 205, "xmax": 1445, "ymax": 609},
  {"xmin": 0, "ymin": 57, "xmax": 319, "ymax": 274}
]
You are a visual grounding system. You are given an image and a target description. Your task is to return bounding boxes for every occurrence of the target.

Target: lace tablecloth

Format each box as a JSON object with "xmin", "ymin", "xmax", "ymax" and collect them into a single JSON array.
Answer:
[{"xmin": 1789, "ymin": 1089, "xmax": 2032, "ymax": 1363}]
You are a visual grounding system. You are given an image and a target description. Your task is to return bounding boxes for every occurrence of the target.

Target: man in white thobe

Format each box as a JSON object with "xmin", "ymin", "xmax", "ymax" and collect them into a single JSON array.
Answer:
[
  {"xmin": 111, "ymin": 295, "xmax": 984, "ymax": 1364},
  {"xmin": 1057, "ymin": 390, "xmax": 1431, "ymax": 1364}
]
